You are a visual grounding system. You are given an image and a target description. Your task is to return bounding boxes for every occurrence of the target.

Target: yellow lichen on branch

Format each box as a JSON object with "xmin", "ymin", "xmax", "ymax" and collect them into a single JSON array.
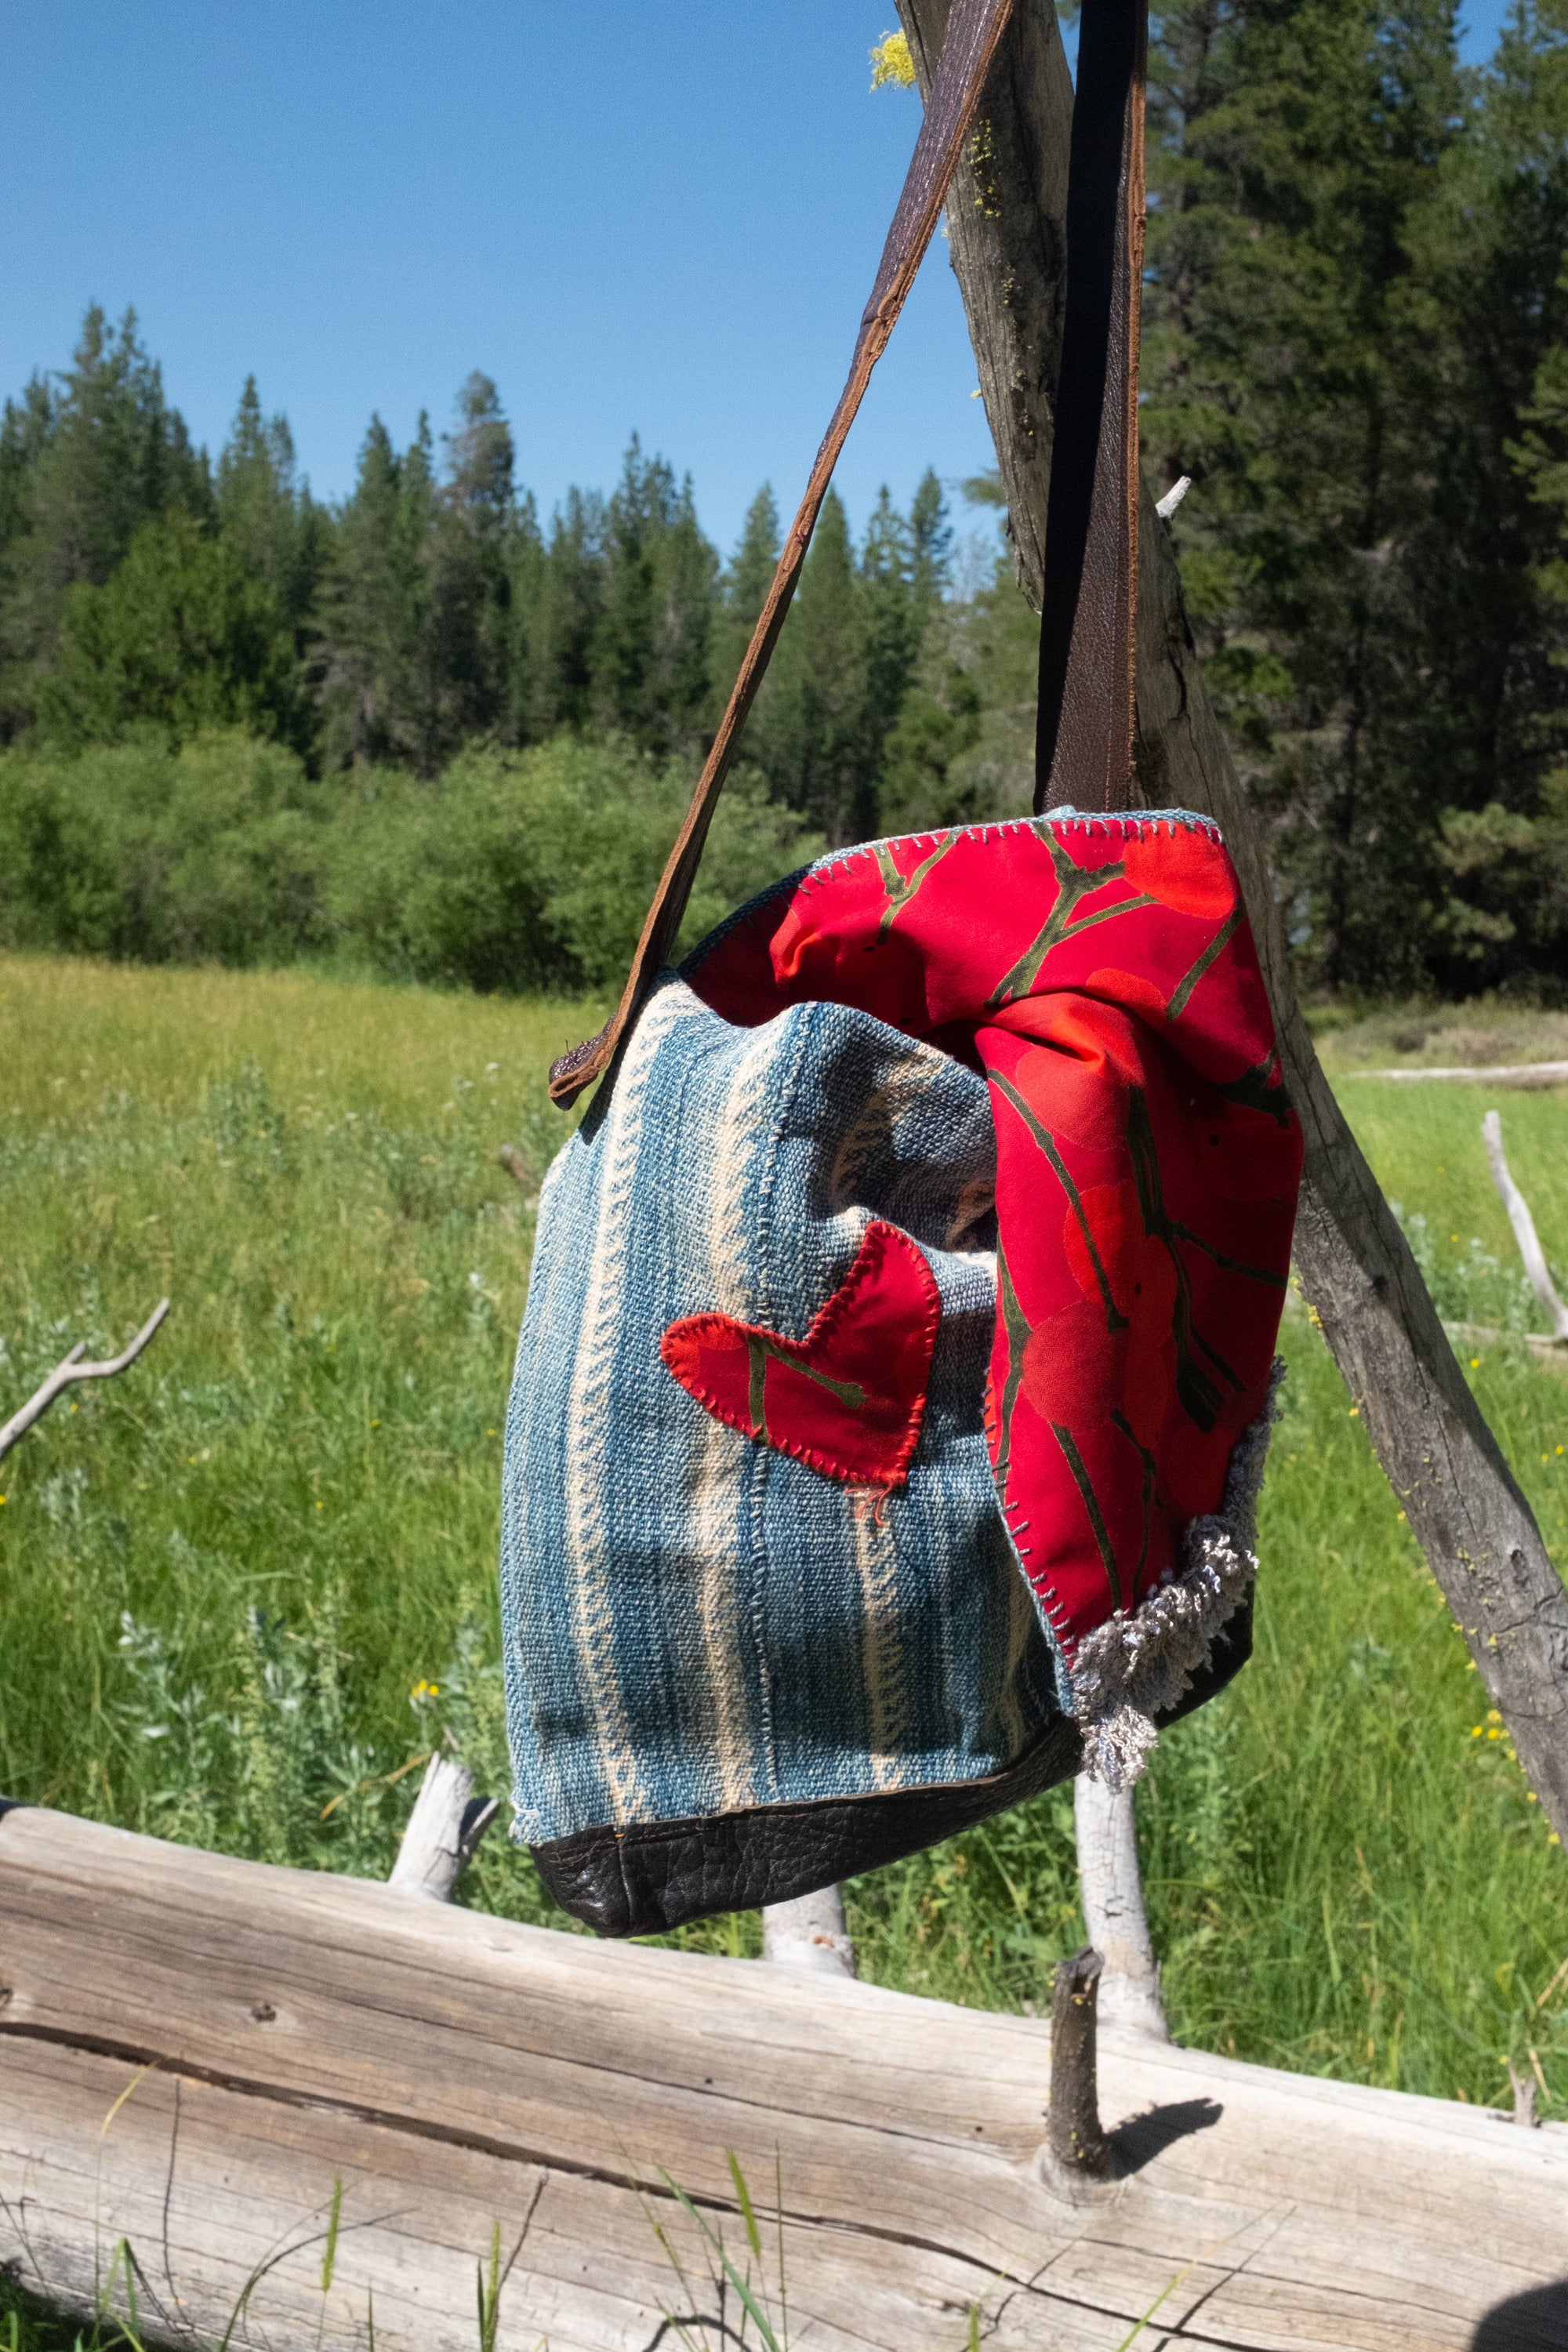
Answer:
[{"xmin": 869, "ymin": 30, "xmax": 916, "ymax": 89}]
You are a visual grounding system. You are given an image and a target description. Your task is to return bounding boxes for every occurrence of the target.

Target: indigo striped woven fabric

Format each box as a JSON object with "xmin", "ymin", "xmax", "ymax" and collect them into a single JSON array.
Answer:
[
  {"xmin": 501, "ymin": 975, "xmax": 1064, "ymax": 1848},
  {"xmin": 503, "ymin": 809, "xmax": 1300, "ymax": 1897}
]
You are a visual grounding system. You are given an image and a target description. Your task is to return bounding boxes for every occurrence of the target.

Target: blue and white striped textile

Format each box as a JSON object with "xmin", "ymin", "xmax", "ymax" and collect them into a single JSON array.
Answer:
[{"xmin": 500, "ymin": 971, "xmax": 1068, "ymax": 1849}]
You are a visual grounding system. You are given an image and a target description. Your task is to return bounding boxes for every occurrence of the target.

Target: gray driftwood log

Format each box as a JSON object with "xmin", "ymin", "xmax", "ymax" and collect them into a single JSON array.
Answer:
[
  {"xmin": 896, "ymin": 0, "xmax": 1568, "ymax": 1843},
  {"xmin": 3, "ymin": 1802, "xmax": 1566, "ymax": 2351}
]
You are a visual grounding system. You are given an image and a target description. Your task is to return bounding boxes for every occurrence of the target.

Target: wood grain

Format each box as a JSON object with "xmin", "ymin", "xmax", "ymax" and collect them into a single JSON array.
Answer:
[
  {"xmin": 2, "ymin": 1804, "xmax": 1565, "ymax": 2349},
  {"xmin": 896, "ymin": 0, "xmax": 1568, "ymax": 1849}
]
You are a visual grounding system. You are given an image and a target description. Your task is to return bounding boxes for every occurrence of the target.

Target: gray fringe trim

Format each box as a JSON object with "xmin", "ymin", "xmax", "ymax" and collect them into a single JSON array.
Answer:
[{"xmin": 1071, "ymin": 1359, "xmax": 1286, "ymax": 1792}]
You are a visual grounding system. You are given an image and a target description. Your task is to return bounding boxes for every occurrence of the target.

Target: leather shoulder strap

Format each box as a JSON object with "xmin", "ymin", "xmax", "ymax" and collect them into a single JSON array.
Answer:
[
  {"xmin": 1034, "ymin": 0, "xmax": 1148, "ymax": 813},
  {"xmin": 549, "ymin": 0, "xmax": 1017, "ymax": 1106}
]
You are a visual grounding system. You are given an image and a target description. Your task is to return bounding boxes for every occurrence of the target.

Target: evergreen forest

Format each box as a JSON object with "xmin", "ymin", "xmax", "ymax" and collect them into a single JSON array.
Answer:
[{"xmin": 5, "ymin": 0, "xmax": 1568, "ymax": 999}]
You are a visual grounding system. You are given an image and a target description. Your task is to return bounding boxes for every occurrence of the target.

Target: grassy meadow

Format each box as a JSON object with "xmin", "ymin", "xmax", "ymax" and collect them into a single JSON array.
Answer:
[{"xmin": 3, "ymin": 952, "xmax": 1568, "ymax": 2147}]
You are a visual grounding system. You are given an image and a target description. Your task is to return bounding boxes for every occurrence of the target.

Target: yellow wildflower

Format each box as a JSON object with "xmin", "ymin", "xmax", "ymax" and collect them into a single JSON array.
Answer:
[{"xmin": 869, "ymin": 30, "xmax": 916, "ymax": 89}]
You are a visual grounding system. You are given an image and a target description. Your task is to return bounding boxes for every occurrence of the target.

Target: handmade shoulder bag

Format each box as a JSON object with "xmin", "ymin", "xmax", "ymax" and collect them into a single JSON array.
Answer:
[{"xmin": 500, "ymin": 0, "xmax": 1304, "ymax": 1936}]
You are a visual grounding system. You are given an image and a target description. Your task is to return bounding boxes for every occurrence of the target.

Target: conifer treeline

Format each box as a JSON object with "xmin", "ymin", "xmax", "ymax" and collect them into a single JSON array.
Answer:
[{"xmin": 0, "ymin": 317, "xmax": 986, "ymax": 850}]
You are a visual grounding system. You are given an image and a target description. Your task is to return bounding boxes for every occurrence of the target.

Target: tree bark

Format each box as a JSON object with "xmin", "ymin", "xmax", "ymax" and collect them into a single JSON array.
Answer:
[
  {"xmin": 897, "ymin": 0, "xmax": 1568, "ymax": 1841},
  {"xmin": 1073, "ymin": 1776, "xmax": 1167, "ymax": 2040}
]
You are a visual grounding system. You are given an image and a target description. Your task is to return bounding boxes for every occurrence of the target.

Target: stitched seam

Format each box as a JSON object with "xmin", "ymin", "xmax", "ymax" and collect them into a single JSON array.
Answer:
[{"xmin": 660, "ymin": 1221, "xmax": 942, "ymax": 1489}]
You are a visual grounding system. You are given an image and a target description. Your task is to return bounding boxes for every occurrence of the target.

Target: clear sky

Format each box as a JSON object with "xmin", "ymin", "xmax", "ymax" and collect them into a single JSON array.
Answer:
[{"xmin": 0, "ymin": 0, "xmax": 1519, "ymax": 558}]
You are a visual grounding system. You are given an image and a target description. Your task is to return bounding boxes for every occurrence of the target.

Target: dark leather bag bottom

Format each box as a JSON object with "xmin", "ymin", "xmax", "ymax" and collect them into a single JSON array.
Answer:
[
  {"xmin": 532, "ymin": 1714, "xmax": 1083, "ymax": 1936},
  {"xmin": 531, "ymin": 1590, "xmax": 1253, "ymax": 1937}
]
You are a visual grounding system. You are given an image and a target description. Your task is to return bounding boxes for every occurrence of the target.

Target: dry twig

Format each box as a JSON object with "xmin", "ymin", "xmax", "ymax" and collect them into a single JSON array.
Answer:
[{"xmin": 0, "ymin": 1299, "xmax": 171, "ymax": 1465}]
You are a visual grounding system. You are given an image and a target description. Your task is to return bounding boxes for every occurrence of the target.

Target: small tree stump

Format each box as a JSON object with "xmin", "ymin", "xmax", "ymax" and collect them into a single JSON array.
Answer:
[{"xmin": 1047, "ymin": 1944, "xmax": 1114, "ymax": 2177}]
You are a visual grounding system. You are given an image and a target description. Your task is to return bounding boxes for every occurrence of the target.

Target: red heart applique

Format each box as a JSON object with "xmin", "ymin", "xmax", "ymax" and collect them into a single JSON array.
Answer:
[{"xmin": 660, "ymin": 1219, "xmax": 941, "ymax": 1490}]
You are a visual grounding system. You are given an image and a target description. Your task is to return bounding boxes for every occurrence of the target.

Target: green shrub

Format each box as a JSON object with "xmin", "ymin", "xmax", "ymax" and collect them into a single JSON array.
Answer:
[
  {"xmin": 0, "ymin": 728, "xmax": 824, "ymax": 990},
  {"xmin": 0, "ymin": 731, "xmax": 329, "ymax": 964}
]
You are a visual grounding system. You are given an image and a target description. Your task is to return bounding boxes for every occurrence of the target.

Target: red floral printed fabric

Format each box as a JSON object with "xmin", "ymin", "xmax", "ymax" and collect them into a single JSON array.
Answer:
[{"xmin": 685, "ymin": 814, "xmax": 1303, "ymax": 1660}]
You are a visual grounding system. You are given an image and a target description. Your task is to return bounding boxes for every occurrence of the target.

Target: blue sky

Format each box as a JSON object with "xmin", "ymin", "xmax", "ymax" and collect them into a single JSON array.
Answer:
[{"xmin": 1, "ymin": 0, "xmax": 1517, "ymax": 557}]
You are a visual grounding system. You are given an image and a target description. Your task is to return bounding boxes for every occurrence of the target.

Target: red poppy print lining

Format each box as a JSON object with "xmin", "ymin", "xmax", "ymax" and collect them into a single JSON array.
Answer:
[
  {"xmin": 682, "ymin": 813, "xmax": 1304, "ymax": 1658},
  {"xmin": 661, "ymin": 1219, "xmax": 939, "ymax": 1490}
]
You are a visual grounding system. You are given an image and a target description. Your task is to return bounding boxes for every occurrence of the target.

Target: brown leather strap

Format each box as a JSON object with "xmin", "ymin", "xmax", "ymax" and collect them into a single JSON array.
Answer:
[
  {"xmin": 549, "ymin": 0, "xmax": 1016, "ymax": 1106},
  {"xmin": 1034, "ymin": 0, "xmax": 1148, "ymax": 813}
]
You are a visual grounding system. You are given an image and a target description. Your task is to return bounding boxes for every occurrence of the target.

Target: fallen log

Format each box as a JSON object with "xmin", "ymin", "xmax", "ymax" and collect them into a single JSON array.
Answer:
[
  {"xmin": 2, "ymin": 1802, "xmax": 1565, "ymax": 2351},
  {"xmin": 1345, "ymin": 1062, "xmax": 1568, "ymax": 1087}
]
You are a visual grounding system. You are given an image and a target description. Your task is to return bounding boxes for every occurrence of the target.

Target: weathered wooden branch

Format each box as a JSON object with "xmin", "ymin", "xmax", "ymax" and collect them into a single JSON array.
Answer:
[
  {"xmin": 1074, "ymin": 1773, "xmax": 1167, "ymax": 2039},
  {"xmin": 1508, "ymin": 2058, "xmax": 1541, "ymax": 2129},
  {"xmin": 1046, "ymin": 1944, "xmax": 1114, "ymax": 2177},
  {"xmin": 0, "ymin": 1299, "xmax": 169, "ymax": 1465},
  {"xmin": 1348, "ymin": 1060, "xmax": 1568, "ymax": 1087},
  {"xmin": 387, "ymin": 1749, "xmax": 500, "ymax": 1902},
  {"xmin": 762, "ymin": 1882, "xmax": 857, "ymax": 1976},
  {"xmin": 897, "ymin": 0, "xmax": 1568, "ymax": 1845},
  {"xmin": 3, "ymin": 1802, "xmax": 1565, "ymax": 2350},
  {"xmin": 1483, "ymin": 1111, "xmax": 1568, "ymax": 1344}
]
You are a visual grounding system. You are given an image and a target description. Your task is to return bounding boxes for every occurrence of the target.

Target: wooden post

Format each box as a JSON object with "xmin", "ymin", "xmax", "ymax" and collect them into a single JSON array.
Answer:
[
  {"xmin": 1074, "ymin": 1774, "xmax": 1167, "ymax": 2039},
  {"xmin": 387, "ymin": 1751, "xmax": 499, "ymax": 1904},
  {"xmin": 895, "ymin": 0, "xmax": 1568, "ymax": 1846},
  {"xmin": 762, "ymin": 1883, "xmax": 856, "ymax": 1976},
  {"xmin": 1481, "ymin": 1110, "xmax": 1568, "ymax": 1342}
]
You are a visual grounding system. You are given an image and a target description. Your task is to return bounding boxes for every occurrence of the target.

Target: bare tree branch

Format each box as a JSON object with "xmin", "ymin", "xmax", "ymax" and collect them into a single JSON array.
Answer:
[
  {"xmin": 387, "ymin": 1749, "xmax": 500, "ymax": 1902},
  {"xmin": 1482, "ymin": 1112, "xmax": 1568, "ymax": 1344},
  {"xmin": 1074, "ymin": 1776, "xmax": 1167, "ymax": 2040},
  {"xmin": 0, "ymin": 1300, "xmax": 171, "ymax": 1465}
]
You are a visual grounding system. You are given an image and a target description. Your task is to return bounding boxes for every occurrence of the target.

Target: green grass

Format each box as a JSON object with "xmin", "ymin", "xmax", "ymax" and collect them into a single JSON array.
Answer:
[{"xmin": 3, "ymin": 954, "xmax": 1567, "ymax": 2165}]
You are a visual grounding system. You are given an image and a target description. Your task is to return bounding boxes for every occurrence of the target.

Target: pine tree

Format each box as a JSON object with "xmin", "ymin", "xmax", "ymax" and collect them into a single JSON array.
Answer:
[
  {"xmin": 37, "ymin": 508, "xmax": 307, "ymax": 753},
  {"xmin": 713, "ymin": 482, "xmax": 782, "ymax": 717},
  {"xmin": 532, "ymin": 488, "xmax": 606, "ymax": 737},
  {"xmin": 655, "ymin": 474, "xmax": 717, "ymax": 748},
  {"xmin": 316, "ymin": 416, "xmax": 434, "ymax": 769},
  {"xmin": 765, "ymin": 488, "xmax": 869, "ymax": 844},
  {"xmin": 1142, "ymin": 0, "xmax": 1471, "ymax": 989},
  {"xmin": 0, "ymin": 307, "xmax": 207, "ymax": 735},
  {"xmin": 216, "ymin": 377, "xmax": 325, "ymax": 632},
  {"xmin": 859, "ymin": 486, "xmax": 920, "ymax": 784},
  {"xmin": 909, "ymin": 467, "xmax": 953, "ymax": 617},
  {"xmin": 418, "ymin": 372, "xmax": 516, "ymax": 758}
]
